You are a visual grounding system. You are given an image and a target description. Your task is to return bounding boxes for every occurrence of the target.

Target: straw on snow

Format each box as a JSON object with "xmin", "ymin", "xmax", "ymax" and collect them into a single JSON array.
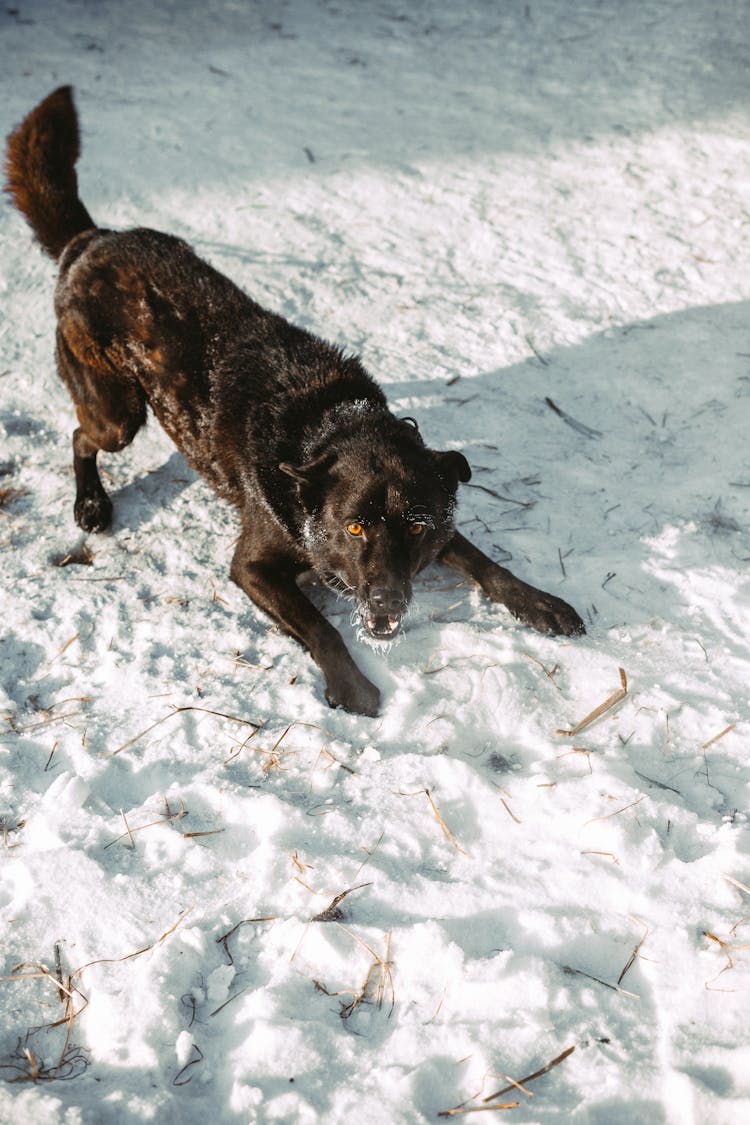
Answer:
[
  {"xmin": 312, "ymin": 882, "xmax": 373, "ymax": 922},
  {"xmin": 482, "ymin": 1045, "xmax": 577, "ymax": 1104},
  {"xmin": 109, "ymin": 705, "xmax": 263, "ymax": 757},
  {"xmin": 561, "ymin": 920, "xmax": 648, "ymax": 1001},
  {"xmin": 617, "ymin": 921, "xmax": 649, "ymax": 987},
  {"xmin": 581, "ymin": 850, "xmax": 621, "ymax": 864},
  {"xmin": 172, "ymin": 1044, "xmax": 204, "ymax": 1087},
  {"xmin": 437, "ymin": 1044, "xmax": 576, "ymax": 1117},
  {"xmin": 524, "ymin": 651, "xmax": 563, "ymax": 693},
  {"xmin": 556, "ymin": 668, "xmax": 628, "ymax": 737},
  {"xmin": 337, "ymin": 925, "xmax": 395, "ymax": 1019},
  {"xmin": 437, "ymin": 1100, "xmax": 520, "ymax": 1116},
  {"xmin": 425, "ymin": 788, "xmax": 470, "ymax": 857},
  {"xmin": 701, "ymin": 723, "xmax": 736, "ymax": 750},
  {"xmin": 217, "ymin": 917, "xmax": 278, "ymax": 967},
  {"xmin": 47, "ymin": 632, "xmax": 80, "ymax": 667},
  {"xmin": 723, "ymin": 874, "xmax": 750, "ymax": 898},
  {"xmin": 103, "ymin": 798, "xmax": 188, "ymax": 850},
  {"xmin": 583, "ymin": 795, "xmax": 646, "ymax": 828},
  {"xmin": 52, "ymin": 544, "xmax": 94, "ymax": 568},
  {"xmin": 703, "ymin": 929, "xmax": 750, "ymax": 989},
  {"xmin": 0, "ymin": 909, "xmax": 192, "ymax": 1082},
  {"xmin": 561, "ymin": 963, "xmax": 640, "ymax": 1000},
  {"xmin": 311, "ymin": 925, "xmax": 394, "ymax": 1021}
]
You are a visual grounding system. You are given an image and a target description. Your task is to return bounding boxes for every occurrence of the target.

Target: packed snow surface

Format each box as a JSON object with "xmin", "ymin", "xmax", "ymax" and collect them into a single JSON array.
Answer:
[{"xmin": 2, "ymin": 1, "xmax": 750, "ymax": 1122}]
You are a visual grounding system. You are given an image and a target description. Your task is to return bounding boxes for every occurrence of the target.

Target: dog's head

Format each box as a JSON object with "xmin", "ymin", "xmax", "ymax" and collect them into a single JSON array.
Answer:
[{"xmin": 280, "ymin": 418, "xmax": 471, "ymax": 639}]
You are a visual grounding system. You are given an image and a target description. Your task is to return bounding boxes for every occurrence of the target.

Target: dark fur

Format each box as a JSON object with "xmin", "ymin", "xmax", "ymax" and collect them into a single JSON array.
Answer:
[{"xmin": 5, "ymin": 87, "xmax": 585, "ymax": 716}]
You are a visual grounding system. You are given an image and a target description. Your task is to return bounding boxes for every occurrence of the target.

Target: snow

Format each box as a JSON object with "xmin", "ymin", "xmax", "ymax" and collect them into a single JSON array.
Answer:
[{"xmin": 2, "ymin": 0, "xmax": 750, "ymax": 1121}]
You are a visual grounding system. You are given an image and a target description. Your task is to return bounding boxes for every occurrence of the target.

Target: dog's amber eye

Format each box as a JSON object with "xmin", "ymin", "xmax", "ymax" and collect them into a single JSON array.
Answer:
[
  {"xmin": 409, "ymin": 523, "xmax": 425, "ymax": 536},
  {"xmin": 346, "ymin": 521, "xmax": 364, "ymax": 537}
]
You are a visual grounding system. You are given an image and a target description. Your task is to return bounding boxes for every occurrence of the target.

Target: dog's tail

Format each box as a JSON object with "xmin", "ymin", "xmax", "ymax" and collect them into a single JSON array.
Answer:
[{"xmin": 4, "ymin": 86, "xmax": 95, "ymax": 260}]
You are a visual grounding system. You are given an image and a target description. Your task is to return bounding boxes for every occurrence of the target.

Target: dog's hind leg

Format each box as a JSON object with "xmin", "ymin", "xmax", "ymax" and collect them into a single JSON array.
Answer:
[{"xmin": 56, "ymin": 329, "xmax": 147, "ymax": 532}]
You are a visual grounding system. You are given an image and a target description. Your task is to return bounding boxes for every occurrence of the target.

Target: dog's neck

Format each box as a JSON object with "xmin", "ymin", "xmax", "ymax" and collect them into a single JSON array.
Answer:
[{"xmin": 303, "ymin": 396, "xmax": 391, "ymax": 457}]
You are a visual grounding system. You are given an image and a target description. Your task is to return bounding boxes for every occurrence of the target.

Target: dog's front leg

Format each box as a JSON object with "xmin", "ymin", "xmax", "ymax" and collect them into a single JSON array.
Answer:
[
  {"xmin": 230, "ymin": 541, "xmax": 380, "ymax": 717},
  {"xmin": 439, "ymin": 531, "xmax": 585, "ymax": 636}
]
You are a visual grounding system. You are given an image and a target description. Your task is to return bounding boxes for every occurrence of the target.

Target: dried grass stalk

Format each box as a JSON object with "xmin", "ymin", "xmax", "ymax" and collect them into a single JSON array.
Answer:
[
  {"xmin": 703, "ymin": 930, "xmax": 750, "ymax": 988},
  {"xmin": 482, "ymin": 1044, "xmax": 576, "ymax": 1102},
  {"xmin": 1, "ymin": 817, "xmax": 25, "ymax": 849},
  {"xmin": 701, "ymin": 724, "xmax": 736, "ymax": 750},
  {"xmin": 438, "ymin": 1102, "xmax": 520, "ymax": 1117},
  {"xmin": 312, "ymin": 882, "xmax": 372, "ymax": 923},
  {"xmin": 53, "ymin": 545, "xmax": 94, "ymax": 568},
  {"xmin": 47, "ymin": 633, "xmax": 80, "ymax": 666},
  {"xmin": 523, "ymin": 651, "xmax": 562, "ymax": 692},
  {"xmin": 557, "ymin": 668, "xmax": 628, "ymax": 736},
  {"xmin": 172, "ymin": 1043, "xmax": 204, "ymax": 1086},
  {"xmin": 68, "ymin": 908, "xmax": 192, "ymax": 978},
  {"xmin": 500, "ymin": 797, "xmax": 522, "ymax": 824},
  {"xmin": 6, "ymin": 708, "xmax": 85, "ymax": 735},
  {"xmin": 351, "ymin": 831, "xmax": 385, "ymax": 882},
  {"xmin": 327, "ymin": 925, "xmax": 395, "ymax": 1019},
  {"xmin": 210, "ymin": 986, "xmax": 250, "ymax": 1017},
  {"xmin": 583, "ymin": 795, "xmax": 645, "ymax": 828},
  {"xmin": 439, "ymin": 1045, "xmax": 576, "ymax": 1118},
  {"xmin": 0, "ymin": 958, "xmax": 89, "ymax": 1082},
  {"xmin": 110, "ymin": 705, "xmax": 262, "ymax": 757},
  {"xmin": 616, "ymin": 922, "xmax": 649, "ymax": 986},
  {"xmin": 1, "ymin": 909, "xmax": 192, "ymax": 1081},
  {"xmin": 581, "ymin": 850, "xmax": 620, "ymax": 864},
  {"xmin": 425, "ymin": 788, "xmax": 469, "ymax": 856},
  {"xmin": 43, "ymin": 740, "xmax": 58, "ymax": 772},
  {"xmin": 724, "ymin": 874, "xmax": 750, "ymax": 898},
  {"xmin": 498, "ymin": 1074, "xmax": 534, "ymax": 1098},
  {"xmin": 217, "ymin": 917, "xmax": 277, "ymax": 965},
  {"xmin": 104, "ymin": 799, "xmax": 188, "ymax": 850},
  {"xmin": 562, "ymin": 964, "xmax": 639, "ymax": 1000},
  {"xmin": 223, "ymin": 722, "xmax": 266, "ymax": 764}
]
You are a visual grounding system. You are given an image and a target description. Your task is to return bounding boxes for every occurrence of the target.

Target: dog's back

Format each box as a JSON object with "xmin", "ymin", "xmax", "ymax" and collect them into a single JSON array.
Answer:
[{"xmin": 3, "ymin": 87, "xmax": 387, "ymax": 521}]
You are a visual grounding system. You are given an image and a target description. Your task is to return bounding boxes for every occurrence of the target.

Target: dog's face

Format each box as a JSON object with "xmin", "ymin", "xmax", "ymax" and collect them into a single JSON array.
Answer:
[{"xmin": 280, "ymin": 430, "xmax": 471, "ymax": 639}]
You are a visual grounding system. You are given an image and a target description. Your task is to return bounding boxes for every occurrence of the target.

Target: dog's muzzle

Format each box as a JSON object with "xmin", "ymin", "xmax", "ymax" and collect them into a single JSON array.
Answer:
[{"xmin": 362, "ymin": 587, "xmax": 408, "ymax": 639}]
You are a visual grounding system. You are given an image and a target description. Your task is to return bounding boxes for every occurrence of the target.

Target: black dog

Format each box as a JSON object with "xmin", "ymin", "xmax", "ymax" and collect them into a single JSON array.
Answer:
[{"xmin": 5, "ymin": 87, "xmax": 584, "ymax": 716}]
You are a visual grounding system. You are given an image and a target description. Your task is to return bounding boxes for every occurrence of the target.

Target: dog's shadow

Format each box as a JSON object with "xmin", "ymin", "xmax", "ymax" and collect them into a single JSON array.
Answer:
[
  {"xmin": 373, "ymin": 298, "xmax": 750, "ymax": 638},
  {"xmin": 107, "ymin": 450, "xmax": 199, "ymax": 533}
]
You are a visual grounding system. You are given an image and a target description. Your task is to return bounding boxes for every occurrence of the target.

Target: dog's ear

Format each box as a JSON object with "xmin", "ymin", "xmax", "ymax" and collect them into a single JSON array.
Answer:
[
  {"xmin": 434, "ymin": 449, "xmax": 472, "ymax": 487},
  {"xmin": 278, "ymin": 452, "xmax": 337, "ymax": 492}
]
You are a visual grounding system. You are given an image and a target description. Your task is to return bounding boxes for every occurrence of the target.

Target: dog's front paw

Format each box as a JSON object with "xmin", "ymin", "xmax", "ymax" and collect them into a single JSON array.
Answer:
[
  {"xmin": 325, "ymin": 669, "xmax": 381, "ymax": 717},
  {"xmin": 74, "ymin": 492, "xmax": 113, "ymax": 533},
  {"xmin": 507, "ymin": 585, "xmax": 586, "ymax": 637}
]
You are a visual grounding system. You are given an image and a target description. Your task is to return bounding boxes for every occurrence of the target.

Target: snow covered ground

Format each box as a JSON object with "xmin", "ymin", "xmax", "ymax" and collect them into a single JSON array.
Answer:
[{"xmin": 2, "ymin": 1, "xmax": 750, "ymax": 1121}]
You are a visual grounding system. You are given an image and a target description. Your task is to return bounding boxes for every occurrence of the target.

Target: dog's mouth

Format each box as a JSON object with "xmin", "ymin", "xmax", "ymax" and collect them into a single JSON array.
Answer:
[{"xmin": 362, "ymin": 612, "xmax": 403, "ymax": 639}]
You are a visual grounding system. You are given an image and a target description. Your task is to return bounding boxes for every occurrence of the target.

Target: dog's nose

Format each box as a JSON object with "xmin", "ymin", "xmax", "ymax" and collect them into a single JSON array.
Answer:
[{"xmin": 369, "ymin": 587, "xmax": 407, "ymax": 614}]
